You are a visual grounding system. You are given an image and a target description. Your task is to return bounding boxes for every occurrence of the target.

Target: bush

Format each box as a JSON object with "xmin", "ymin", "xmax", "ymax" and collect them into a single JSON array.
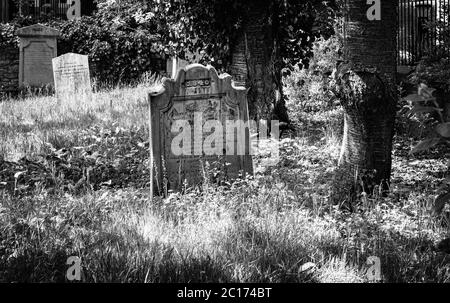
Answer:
[
  {"xmin": 0, "ymin": 12, "xmax": 167, "ymax": 86},
  {"xmin": 406, "ymin": 52, "xmax": 450, "ymax": 141},
  {"xmin": 407, "ymin": 4, "xmax": 450, "ymax": 120},
  {"xmin": 283, "ymin": 35, "xmax": 342, "ymax": 122},
  {"xmin": 0, "ymin": 23, "xmax": 19, "ymax": 48},
  {"xmin": 409, "ymin": 56, "xmax": 450, "ymax": 93},
  {"xmin": 55, "ymin": 16, "xmax": 165, "ymax": 86},
  {"xmin": 0, "ymin": 15, "xmax": 40, "ymax": 48}
]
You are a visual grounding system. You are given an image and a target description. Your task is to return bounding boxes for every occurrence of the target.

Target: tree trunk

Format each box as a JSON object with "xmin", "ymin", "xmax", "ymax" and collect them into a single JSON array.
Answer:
[
  {"xmin": 229, "ymin": 0, "xmax": 288, "ymax": 123},
  {"xmin": 332, "ymin": 0, "xmax": 398, "ymax": 206}
]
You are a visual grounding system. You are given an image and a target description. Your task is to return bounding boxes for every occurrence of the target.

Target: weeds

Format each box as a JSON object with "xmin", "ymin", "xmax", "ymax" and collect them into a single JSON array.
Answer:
[{"xmin": 0, "ymin": 82, "xmax": 449, "ymax": 282}]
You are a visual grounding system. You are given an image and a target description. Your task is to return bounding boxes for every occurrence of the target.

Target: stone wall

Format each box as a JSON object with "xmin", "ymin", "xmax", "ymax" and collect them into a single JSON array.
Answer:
[{"xmin": 0, "ymin": 46, "xmax": 19, "ymax": 96}]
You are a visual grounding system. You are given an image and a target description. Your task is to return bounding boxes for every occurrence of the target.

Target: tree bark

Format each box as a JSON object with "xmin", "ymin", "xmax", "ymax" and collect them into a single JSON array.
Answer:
[
  {"xmin": 229, "ymin": 0, "xmax": 288, "ymax": 123},
  {"xmin": 332, "ymin": 0, "xmax": 398, "ymax": 206}
]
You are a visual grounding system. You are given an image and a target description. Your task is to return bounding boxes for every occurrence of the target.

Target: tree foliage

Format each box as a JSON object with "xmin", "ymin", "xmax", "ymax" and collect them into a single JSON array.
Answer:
[
  {"xmin": 95, "ymin": 0, "xmax": 338, "ymax": 72},
  {"xmin": 2, "ymin": 1, "xmax": 337, "ymax": 89}
]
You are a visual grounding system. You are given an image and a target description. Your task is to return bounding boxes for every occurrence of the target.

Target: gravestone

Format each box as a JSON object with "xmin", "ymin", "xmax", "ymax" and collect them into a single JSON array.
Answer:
[
  {"xmin": 149, "ymin": 64, "xmax": 253, "ymax": 191},
  {"xmin": 16, "ymin": 24, "xmax": 60, "ymax": 88},
  {"xmin": 52, "ymin": 53, "xmax": 92, "ymax": 101}
]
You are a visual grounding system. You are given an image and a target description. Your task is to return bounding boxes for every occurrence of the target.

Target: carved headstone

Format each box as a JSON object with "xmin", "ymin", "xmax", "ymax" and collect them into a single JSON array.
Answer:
[
  {"xmin": 16, "ymin": 24, "xmax": 60, "ymax": 88},
  {"xmin": 149, "ymin": 64, "xmax": 253, "ymax": 191},
  {"xmin": 52, "ymin": 53, "xmax": 92, "ymax": 102}
]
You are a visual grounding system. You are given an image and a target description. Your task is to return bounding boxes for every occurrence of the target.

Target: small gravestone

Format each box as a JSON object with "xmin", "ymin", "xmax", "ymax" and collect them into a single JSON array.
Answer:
[
  {"xmin": 149, "ymin": 64, "xmax": 253, "ymax": 191},
  {"xmin": 16, "ymin": 24, "xmax": 60, "ymax": 88},
  {"xmin": 52, "ymin": 53, "xmax": 92, "ymax": 102}
]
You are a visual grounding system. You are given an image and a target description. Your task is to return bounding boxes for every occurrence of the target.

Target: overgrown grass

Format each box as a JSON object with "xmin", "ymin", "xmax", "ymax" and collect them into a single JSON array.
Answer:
[
  {"xmin": 1, "ymin": 83, "xmax": 449, "ymax": 283},
  {"xmin": 0, "ymin": 80, "xmax": 159, "ymax": 161}
]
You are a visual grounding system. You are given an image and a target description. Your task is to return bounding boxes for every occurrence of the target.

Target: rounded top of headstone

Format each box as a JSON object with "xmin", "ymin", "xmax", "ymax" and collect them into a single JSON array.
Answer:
[
  {"xmin": 175, "ymin": 63, "xmax": 230, "ymax": 81},
  {"xmin": 53, "ymin": 52, "xmax": 89, "ymax": 61},
  {"xmin": 15, "ymin": 24, "xmax": 60, "ymax": 38}
]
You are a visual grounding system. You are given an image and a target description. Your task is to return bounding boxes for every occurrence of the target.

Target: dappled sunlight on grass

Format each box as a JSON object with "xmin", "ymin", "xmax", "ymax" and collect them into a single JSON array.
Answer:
[
  {"xmin": 318, "ymin": 256, "xmax": 365, "ymax": 283},
  {"xmin": 1, "ymin": 82, "xmax": 450, "ymax": 282},
  {"xmin": 0, "ymin": 82, "xmax": 156, "ymax": 161}
]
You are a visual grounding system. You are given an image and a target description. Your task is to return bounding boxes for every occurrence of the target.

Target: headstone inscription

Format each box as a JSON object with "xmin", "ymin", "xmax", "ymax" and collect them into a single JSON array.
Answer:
[
  {"xmin": 16, "ymin": 24, "xmax": 60, "ymax": 88},
  {"xmin": 149, "ymin": 64, "xmax": 253, "ymax": 192},
  {"xmin": 52, "ymin": 53, "xmax": 92, "ymax": 102}
]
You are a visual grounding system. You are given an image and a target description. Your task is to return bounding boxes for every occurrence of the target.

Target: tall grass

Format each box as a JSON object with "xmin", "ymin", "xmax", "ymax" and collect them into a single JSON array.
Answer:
[
  {"xmin": 1, "ymin": 80, "xmax": 450, "ymax": 283},
  {"xmin": 1, "ymin": 177, "xmax": 449, "ymax": 282},
  {"xmin": 0, "ymin": 78, "xmax": 160, "ymax": 161}
]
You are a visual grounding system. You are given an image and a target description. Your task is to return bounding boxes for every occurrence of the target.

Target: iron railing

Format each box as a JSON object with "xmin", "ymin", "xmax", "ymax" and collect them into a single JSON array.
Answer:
[
  {"xmin": 2, "ymin": 1, "xmax": 450, "ymax": 66},
  {"xmin": 398, "ymin": 0, "xmax": 450, "ymax": 65},
  {"xmin": 0, "ymin": 0, "xmax": 97, "ymax": 22}
]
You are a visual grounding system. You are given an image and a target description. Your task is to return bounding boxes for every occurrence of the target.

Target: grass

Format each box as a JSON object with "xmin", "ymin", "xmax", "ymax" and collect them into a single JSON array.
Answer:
[
  {"xmin": 0, "ymin": 83, "xmax": 450, "ymax": 283},
  {"xmin": 0, "ymin": 81, "xmax": 158, "ymax": 161}
]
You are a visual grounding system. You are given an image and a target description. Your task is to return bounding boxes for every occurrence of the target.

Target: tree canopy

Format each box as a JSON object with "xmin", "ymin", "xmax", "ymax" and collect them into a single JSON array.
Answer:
[{"xmin": 96, "ymin": 0, "xmax": 338, "ymax": 73}]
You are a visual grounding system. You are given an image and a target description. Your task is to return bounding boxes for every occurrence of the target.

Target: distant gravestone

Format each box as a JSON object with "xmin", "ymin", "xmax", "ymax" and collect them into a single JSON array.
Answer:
[
  {"xmin": 52, "ymin": 53, "xmax": 92, "ymax": 101},
  {"xmin": 16, "ymin": 24, "xmax": 60, "ymax": 88},
  {"xmin": 149, "ymin": 64, "xmax": 253, "ymax": 191}
]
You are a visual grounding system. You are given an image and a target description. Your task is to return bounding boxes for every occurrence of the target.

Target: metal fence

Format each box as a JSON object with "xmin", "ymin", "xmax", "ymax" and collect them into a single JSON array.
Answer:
[
  {"xmin": 398, "ymin": 0, "xmax": 450, "ymax": 65},
  {"xmin": 2, "ymin": 1, "xmax": 449, "ymax": 66},
  {"xmin": 0, "ymin": 0, "xmax": 97, "ymax": 22}
]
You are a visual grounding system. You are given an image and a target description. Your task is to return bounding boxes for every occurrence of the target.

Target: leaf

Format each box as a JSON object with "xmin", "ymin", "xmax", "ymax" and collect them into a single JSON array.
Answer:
[
  {"xmin": 436, "ymin": 123, "xmax": 450, "ymax": 138},
  {"xmin": 409, "ymin": 106, "xmax": 442, "ymax": 116},
  {"xmin": 14, "ymin": 171, "xmax": 26, "ymax": 179},
  {"xmin": 436, "ymin": 238, "xmax": 450, "ymax": 254},
  {"xmin": 298, "ymin": 262, "xmax": 317, "ymax": 274},
  {"xmin": 44, "ymin": 142, "xmax": 56, "ymax": 152},
  {"xmin": 433, "ymin": 191, "xmax": 450, "ymax": 216},
  {"xmin": 410, "ymin": 138, "xmax": 441, "ymax": 154},
  {"xmin": 403, "ymin": 94, "xmax": 427, "ymax": 103},
  {"xmin": 418, "ymin": 83, "xmax": 436, "ymax": 99},
  {"xmin": 100, "ymin": 180, "xmax": 112, "ymax": 186}
]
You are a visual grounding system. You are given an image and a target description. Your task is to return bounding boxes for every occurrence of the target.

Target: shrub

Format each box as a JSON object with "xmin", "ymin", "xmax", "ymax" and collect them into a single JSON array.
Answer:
[
  {"xmin": 0, "ymin": 15, "xmax": 39, "ymax": 48},
  {"xmin": 283, "ymin": 35, "xmax": 342, "ymax": 122},
  {"xmin": 402, "ymin": 83, "xmax": 449, "ymax": 153},
  {"xmin": 0, "ymin": 11, "xmax": 167, "ymax": 86},
  {"xmin": 55, "ymin": 16, "xmax": 165, "ymax": 86},
  {"xmin": 408, "ymin": 56, "xmax": 450, "ymax": 122},
  {"xmin": 0, "ymin": 23, "xmax": 19, "ymax": 48},
  {"xmin": 408, "ymin": 4, "xmax": 450, "ymax": 123},
  {"xmin": 402, "ymin": 83, "xmax": 450, "ymax": 221}
]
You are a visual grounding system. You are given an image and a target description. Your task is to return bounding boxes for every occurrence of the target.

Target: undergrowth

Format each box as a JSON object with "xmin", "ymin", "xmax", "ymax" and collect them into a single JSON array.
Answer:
[{"xmin": 1, "ymin": 82, "xmax": 450, "ymax": 283}]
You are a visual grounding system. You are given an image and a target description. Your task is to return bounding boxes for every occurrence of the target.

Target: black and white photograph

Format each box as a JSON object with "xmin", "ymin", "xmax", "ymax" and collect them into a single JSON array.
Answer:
[{"xmin": 1, "ymin": 0, "xmax": 450, "ymax": 293}]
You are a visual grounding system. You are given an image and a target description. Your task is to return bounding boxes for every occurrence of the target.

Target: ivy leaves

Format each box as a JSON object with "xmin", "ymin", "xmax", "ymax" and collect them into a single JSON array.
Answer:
[{"xmin": 403, "ymin": 83, "xmax": 450, "ymax": 155}]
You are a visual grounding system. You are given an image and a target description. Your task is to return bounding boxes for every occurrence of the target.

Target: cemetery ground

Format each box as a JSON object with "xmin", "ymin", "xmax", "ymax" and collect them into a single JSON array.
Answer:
[{"xmin": 0, "ymin": 81, "xmax": 450, "ymax": 283}]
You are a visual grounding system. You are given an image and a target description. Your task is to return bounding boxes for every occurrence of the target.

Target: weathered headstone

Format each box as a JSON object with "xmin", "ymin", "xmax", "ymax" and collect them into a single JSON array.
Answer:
[
  {"xmin": 149, "ymin": 64, "xmax": 253, "ymax": 191},
  {"xmin": 52, "ymin": 53, "xmax": 92, "ymax": 101},
  {"xmin": 16, "ymin": 24, "xmax": 60, "ymax": 88}
]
